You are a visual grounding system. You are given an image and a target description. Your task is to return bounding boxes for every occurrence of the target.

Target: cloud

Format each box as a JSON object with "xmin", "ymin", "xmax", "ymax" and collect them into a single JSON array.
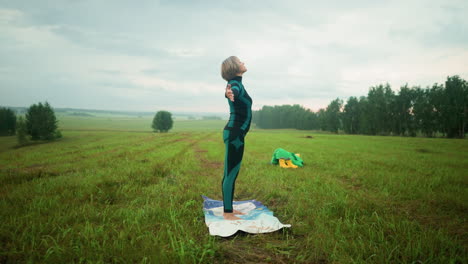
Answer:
[{"xmin": 1, "ymin": 0, "xmax": 467, "ymax": 113}]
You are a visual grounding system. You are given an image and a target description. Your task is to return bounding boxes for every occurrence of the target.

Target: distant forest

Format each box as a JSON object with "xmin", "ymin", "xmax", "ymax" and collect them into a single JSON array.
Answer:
[{"xmin": 252, "ymin": 75, "xmax": 467, "ymax": 138}]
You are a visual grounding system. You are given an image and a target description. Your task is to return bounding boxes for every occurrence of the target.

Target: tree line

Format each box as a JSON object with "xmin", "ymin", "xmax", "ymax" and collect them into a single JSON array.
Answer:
[
  {"xmin": 253, "ymin": 75, "xmax": 467, "ymax": 138},
  {"xmin": 1, "ymin": 102, "xmax": 174, "ymax": 145}
]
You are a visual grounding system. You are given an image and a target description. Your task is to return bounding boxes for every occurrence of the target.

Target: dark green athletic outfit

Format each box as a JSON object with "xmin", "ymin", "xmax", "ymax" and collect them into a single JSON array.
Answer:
[{"xmin": 222, "ymin": 76, "xmax": 252, "ymax": 213}]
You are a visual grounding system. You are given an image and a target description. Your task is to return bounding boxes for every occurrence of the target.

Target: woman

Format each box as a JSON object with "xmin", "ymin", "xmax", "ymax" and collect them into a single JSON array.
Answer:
[{"xmin": 220, "ymin": 56, "xmax": 252, "ymax": 220}]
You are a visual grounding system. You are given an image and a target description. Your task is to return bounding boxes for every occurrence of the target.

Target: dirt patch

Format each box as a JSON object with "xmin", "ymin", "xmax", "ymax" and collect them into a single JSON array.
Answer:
[
  {"xmin": 167, "ymin": 136, "xmax": 195, "ymax": 144},
  {"xmin": 415, "ymin": 148, "xmax": 433, "ymax": 153},
  {"xmin": 192, "ymin": 142, "xmax": 223, "ymax": 174},
  {"xmin": 88, "ymin": 147, "xmax": 120, "ymax": 159},
  {"xmin": 195, "ymin": 154, "xmax": 222, "ymax": 169},
  {"xmin": 24, "ymin": 163, "xmax": 45, "ymax": 170},
  {"xmin": 303, "ymin": 135, "xmax": 314, "ymax": 139},
  {"xmin": 204, "ymin": 161, "xmax": 222, "ymax": 169},
  {"xmin": 338, "ymin": 176, "xmax": 362, "ymax": 190},
  {"xmin": 1, "ymin": 168, "xmax": 61, "ymax": 185},
  {"xmin": 168, "ymin": 138, "xmax": 186, "ymax": 143},
  {"xmin": 140, "ymin": 135, "xmax": 158, "ymax": 142}
]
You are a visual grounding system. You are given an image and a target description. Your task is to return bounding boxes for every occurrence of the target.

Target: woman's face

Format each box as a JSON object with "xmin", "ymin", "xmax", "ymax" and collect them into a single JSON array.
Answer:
[{"xmin": 237, "ymin": 58, "xmax": 247, "ymax": 74}]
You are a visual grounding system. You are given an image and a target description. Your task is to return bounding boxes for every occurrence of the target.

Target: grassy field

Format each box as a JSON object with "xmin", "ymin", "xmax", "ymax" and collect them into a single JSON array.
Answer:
[
  {"xmin": 0, "ymin": 117, "xmax": 467, "ymax": 263},
  {"xmin": 56, "ymin": 115, "xmax": 226, "ymax": 132}
]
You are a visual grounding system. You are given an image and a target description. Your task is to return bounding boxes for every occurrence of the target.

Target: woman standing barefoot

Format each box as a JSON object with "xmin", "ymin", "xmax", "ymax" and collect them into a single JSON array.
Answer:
[{"xmin": 220, "ymin": 56, "xmax": 252, "ymax": 220}]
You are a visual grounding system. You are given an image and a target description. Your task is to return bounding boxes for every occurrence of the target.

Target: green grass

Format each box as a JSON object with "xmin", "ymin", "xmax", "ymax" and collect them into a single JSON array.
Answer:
[
  {"xmin": 0, "ymin": 117, "xmax": 467, "ymax": 263},
  {"xmin": 57, "ymin": 115, "xmax": 226, "ymax": 132}
]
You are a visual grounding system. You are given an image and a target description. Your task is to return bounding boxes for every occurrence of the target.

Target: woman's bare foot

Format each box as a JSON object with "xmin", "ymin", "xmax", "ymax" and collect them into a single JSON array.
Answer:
[
  {"xmin": 223, "ymin": 212, "xmax": 241, "ymax": 220},
  {"xmin": 233, "ymin": 209, "xmax": 245, "ymax": 215}
]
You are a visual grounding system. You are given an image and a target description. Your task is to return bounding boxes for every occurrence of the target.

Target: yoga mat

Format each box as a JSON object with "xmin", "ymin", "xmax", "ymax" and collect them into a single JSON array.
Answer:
[{"xmin": 202, "ymin": 195, "xmax": 291, "ymax": 237}]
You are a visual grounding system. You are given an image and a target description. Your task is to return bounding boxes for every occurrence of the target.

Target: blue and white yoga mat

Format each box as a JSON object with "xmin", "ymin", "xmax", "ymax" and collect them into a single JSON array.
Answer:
[{"xmin": 202, "ymin": 195, "xmax": 291, "ymax": 237}]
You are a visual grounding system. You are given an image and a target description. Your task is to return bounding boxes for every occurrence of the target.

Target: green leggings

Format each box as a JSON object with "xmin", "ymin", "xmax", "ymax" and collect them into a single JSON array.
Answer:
[{"xmin": 222, "ymin": 129, "xmax": 246, "ymax": 213}]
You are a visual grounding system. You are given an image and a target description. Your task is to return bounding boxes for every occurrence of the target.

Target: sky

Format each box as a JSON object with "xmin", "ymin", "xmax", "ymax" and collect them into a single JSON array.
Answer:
[{"xmin": 1, "ymin": 0, "xmax": 467, "ymax": 113}]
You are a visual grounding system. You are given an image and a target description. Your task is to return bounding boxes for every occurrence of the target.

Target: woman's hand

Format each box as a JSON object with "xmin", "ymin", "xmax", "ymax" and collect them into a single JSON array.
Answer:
[{"xmin": 225, "ymin": 84, "xmax": 235, "ymax": 102}]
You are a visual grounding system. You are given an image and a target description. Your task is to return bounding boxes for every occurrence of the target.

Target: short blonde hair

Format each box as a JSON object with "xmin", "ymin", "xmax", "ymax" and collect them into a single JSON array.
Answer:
[{"xmin": 221, "ymin": 56, "xmax": 240, "ymax": 81}]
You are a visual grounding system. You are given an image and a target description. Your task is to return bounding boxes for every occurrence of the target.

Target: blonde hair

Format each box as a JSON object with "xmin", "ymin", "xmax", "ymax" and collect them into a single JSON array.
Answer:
[{"xmin": 221, "ymin": 56, "xmax": 240, "ymax": 81}]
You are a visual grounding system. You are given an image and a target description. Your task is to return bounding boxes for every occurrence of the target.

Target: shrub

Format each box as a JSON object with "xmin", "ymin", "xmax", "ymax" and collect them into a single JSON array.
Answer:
[{"xmin": 25, "ymin": 102, "xmax": 60, "ymax": 140}]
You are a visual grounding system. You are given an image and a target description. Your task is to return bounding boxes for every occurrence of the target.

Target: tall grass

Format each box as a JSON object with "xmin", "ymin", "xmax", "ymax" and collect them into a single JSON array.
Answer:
[{"xmin": 0, "ymin": 119, "xmax": 466, "ymax": 263}]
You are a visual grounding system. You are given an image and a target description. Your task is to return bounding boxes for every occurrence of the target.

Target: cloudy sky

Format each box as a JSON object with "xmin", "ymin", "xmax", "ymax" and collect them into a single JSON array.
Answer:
[{"xmin": 1, "ymin": 0, "xmax": 467, "ymax": 113}]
